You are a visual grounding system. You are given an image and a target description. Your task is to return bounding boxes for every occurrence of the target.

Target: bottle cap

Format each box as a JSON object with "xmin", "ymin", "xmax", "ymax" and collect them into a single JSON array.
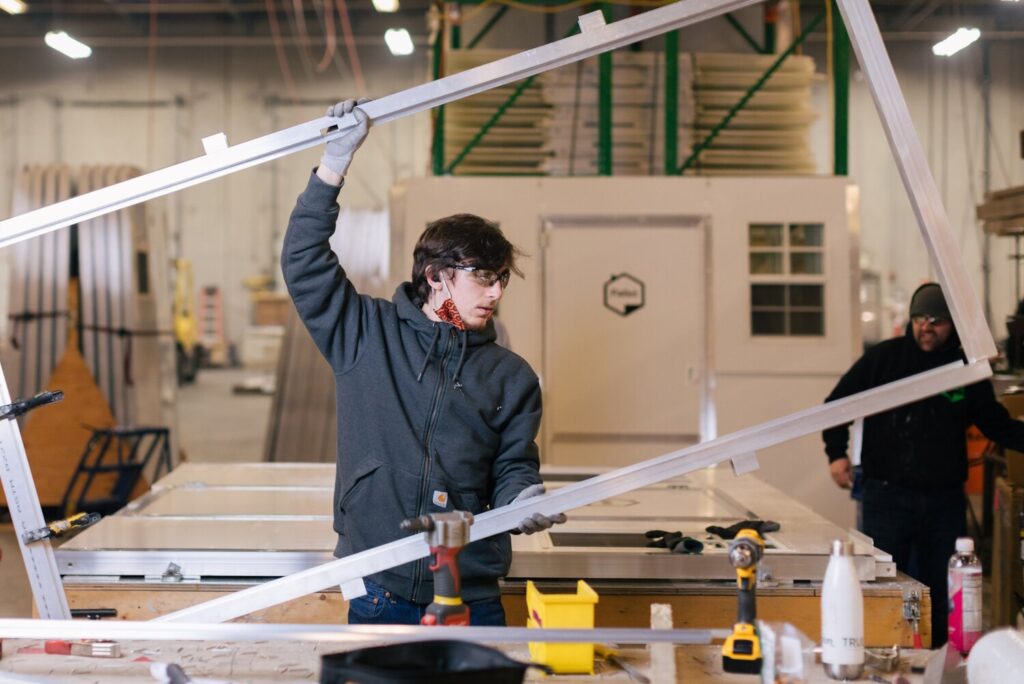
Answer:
[
  {"xmin": 830, "ymin": 539, "xmax": 853, "ymax": 556},
  {"xmin": 955, "ymin": 537, "xmax": 974, "ymax": 553}
]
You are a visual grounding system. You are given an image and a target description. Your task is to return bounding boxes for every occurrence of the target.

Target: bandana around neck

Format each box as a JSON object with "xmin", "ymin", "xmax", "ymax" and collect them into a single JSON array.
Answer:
[
  {"xmin": 433, "ymin": 276, "xmax": 466, "ymax": 331},
  {"xmin": 435, "ymin": 298, "xmax": 465, "ymax": 330}
]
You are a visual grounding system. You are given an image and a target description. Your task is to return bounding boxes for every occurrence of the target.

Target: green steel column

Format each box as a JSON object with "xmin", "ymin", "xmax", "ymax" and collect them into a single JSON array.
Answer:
[
  {"xmin": 598, "ymin": 4, "xmax": 613, "ymax": 176},
  {"xmin": 664, "ymin": 30, "xmax": 679, "ymax": 175},
  {"xmin": 832, "ymin": 0, "xmax": 849, "ymax": 175},
  {"xmin": 431, "ymin": 15, "xmax": 446, "ymax": 176},
  {"xmin": 763, "ymin": 1, "xmax": 778, "ymax": 54},
  {"xmin": 451, "ymin": 3, "xmax": 461, "ymax": 49}
]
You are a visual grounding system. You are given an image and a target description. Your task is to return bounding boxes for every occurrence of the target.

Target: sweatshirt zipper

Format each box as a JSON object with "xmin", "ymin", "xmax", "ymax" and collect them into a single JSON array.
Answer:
[{"xmin": 411, "ymin": 327, "xmax": 455, "ymax": 600}]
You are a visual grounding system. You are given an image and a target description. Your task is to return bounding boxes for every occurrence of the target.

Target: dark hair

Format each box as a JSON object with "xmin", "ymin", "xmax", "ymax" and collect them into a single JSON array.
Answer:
[{"xmin": 411, "ymin": 213, "xmax": 524, "ymax": 304}]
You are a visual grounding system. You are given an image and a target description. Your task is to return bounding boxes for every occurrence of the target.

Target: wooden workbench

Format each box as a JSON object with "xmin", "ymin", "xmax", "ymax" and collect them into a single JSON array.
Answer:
[
  {"xmin": 63, "ymin": 575, "xmax": 930, "ymax": 648},
  {"xmin": 0, "ymin": 639, "xmax": 932, "ymax": 683}
]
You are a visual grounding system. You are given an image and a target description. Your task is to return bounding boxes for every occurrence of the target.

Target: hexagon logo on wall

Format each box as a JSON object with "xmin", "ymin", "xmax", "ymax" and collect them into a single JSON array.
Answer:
[{"xmin": 604, "ymin": 273, "xmax": 645, "ymax": 317}]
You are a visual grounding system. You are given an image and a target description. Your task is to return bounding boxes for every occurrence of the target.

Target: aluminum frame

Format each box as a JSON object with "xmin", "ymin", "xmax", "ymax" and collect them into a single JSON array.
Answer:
[
  {"xmin": 0, "ymin": 617, "xmax": 727, "ymax": 645},
  {"xmin": 834, "ymin": 0, "xmax": 994, "ymax": 362},
  {"xmin": 0, "ymin": 0, "xmax": 762, "ymax": 249},
  {"xmin": 159, "ymin": 361, "xmax": 989, "ymax": 623},
  {"xmin": 0, "ymin": 0, "xmax": 1000, "ymax": 625}
]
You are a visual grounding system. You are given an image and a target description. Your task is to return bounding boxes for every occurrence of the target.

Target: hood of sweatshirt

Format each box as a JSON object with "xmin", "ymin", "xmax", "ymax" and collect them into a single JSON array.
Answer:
[
  {"xmin": 899, "ymin": 317, "xmax": 963, "ymax": 374},
  {"xmin": 393, "ymin": 282, "xmax": 496, "ymax": 388}
]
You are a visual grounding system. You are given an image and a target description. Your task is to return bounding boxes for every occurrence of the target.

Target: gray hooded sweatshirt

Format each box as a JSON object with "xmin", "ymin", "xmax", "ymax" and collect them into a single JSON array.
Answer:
[{"xmin": 282, "ymin": 172, "xmax": 543, "ymax": 603}]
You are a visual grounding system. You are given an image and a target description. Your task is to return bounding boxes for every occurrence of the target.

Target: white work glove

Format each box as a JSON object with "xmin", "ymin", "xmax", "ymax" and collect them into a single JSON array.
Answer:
[
  {"xmin": 513, "ymin": 484, "xmax": 567, "ymax": 535},
  {"xmin": 320, "ymin": 98, "xmax": 370, "ymax": 177}
]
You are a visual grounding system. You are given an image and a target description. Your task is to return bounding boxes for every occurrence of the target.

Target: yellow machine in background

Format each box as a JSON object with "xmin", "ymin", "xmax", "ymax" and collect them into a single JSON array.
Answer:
[{"xmin": 173, "ymin": 259, "xmax": 201, "ymax": 384}]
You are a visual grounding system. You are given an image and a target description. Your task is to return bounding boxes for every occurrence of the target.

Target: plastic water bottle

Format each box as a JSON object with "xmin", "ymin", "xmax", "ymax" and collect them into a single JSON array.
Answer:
[
  {"xmin": 821, "ymin": 539, "xmax": 864, "ymax": 680},
  {"xmin": 948, "ymin": 537, "xmax": 982, "ymax": 655}
]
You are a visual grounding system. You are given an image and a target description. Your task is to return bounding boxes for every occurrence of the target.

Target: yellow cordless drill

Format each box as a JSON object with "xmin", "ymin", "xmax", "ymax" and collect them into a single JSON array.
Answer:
[{"xmin": 721, "ymin": 528, "xmax": 765, "ymax": 674}]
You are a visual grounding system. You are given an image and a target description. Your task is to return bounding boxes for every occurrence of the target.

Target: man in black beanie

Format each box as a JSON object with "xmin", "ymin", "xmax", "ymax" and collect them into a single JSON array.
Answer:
[{"xmin": 823, "ymin": 282, "xmax": 1024, "ymax": 646}]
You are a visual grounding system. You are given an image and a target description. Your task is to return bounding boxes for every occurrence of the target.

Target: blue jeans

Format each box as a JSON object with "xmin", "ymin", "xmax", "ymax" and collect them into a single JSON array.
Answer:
[
  {"xmin": 347, "ymin": 580, "xmax": 507, "ymax": 626},
  {"xmin": 862, "ymin": 478, "xmax": 966, "ymax": 647}
]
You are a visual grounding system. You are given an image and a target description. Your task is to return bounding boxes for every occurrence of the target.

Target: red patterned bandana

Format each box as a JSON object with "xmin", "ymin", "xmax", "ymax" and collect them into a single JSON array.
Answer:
[{"xmin": 435, "ymin": 298, "xmax": 466, "ymax": 331}]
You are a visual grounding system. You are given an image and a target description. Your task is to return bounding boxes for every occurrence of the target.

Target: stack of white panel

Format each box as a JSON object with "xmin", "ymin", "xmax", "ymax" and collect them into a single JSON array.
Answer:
[
  {"xmin": 539, "ymin": 51, "xmax": 695, "ymax": 176},
  {"xmin": 2, "ymin": 164, "xmax": 175, "ymax": 432},
  {"xmin": 688, "ymin": 52, "xmax": 819, "ymax": 175},
  {"xmin": 2, "ymin": 166, "xmax": 71, "ymax": 409},
  {"xmin": 443, "ymin": 49, "xmax": 819, "ymax": 177},
  {"xmin": 444, "ymin": 49, "xmax": 552, "ymax": 176}
]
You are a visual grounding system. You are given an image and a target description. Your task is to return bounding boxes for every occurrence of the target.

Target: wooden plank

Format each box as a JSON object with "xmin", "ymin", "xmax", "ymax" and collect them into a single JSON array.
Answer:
[
  {"xmin": 977, "ymin": 194, "xmax": 1024, "ymax": 221},
  {"xmin": 984, "ymin": 184, "xmax": 1024, "ymax": 202},
  {"xmin": 63, "ymin": 578, "xmax": 930, "ymax": 647},
  {"xmin": 264, "ymin": 307, "xmax": 336, "ymax": 463},
  {"xmin": 982, "ymin": 216, "xmax": 1024, "ymax": 236}
]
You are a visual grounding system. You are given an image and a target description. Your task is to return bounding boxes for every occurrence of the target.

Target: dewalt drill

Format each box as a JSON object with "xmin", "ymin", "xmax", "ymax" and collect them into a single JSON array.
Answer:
[
  {"xmin": 721, "ymin": 528, "xmax": 765, "ymax": 674},
  {"xmin": 400, "ymin": 510, "xmax": 474, "ymax": 626}
]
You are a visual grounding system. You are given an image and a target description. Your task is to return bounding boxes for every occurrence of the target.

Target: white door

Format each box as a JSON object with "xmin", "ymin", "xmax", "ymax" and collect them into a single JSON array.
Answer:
[{"xmin": 542, "ymin": 216, "xmax": 705, "ymax": 466}]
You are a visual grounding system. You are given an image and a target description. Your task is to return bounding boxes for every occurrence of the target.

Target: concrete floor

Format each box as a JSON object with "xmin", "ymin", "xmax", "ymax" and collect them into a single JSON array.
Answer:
[{"xmin": 1, "ymin": 367, "xmax": 273, "ymax": 618}]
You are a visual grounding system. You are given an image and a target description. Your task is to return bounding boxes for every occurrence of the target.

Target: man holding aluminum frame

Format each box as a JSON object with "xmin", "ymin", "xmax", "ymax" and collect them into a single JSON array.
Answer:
[
  {"xmin": 823, "ymin": 283, "xmax": 1024, "ymax": 646},
  {"xmin": 280, "ymin": 98, "xmax": 565, "ymax": 627}
]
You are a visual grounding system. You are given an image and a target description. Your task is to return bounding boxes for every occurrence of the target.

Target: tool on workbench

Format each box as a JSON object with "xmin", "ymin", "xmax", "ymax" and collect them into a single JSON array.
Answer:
[
  {"xmin": 0, "ymin": 390, "xmax": 64, "ymax": 421},
  {"xmin": 644, "ymin": 529, "xmax": 704, "ymax": 554},
  {"xmin": 44, "ymin": 639, "xmax": 121, "ymax": 657},
  {"xmin": 721, "ymin": 528, "xmax": 765, "ymax": 674},
  {"xmin": 706, "ymin": 519, "xmax": 780, "ymax": 540},
  {"xmin": 400, "ymin": 510, "xmax": 474, "ymax": 626},
  {"xmin": 22, "ymin": 512, "xmax": 102, "ymax": 544},
  {"xmin": 595, "ymin": 644, "xmax": 650, "ymax": 683}
]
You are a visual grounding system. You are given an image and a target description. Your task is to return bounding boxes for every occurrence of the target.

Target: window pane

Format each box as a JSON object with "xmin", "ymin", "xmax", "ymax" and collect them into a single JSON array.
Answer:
[
  {"xmin": 752, "ymin": 311, "xmax": 786, "ymax": 335},
  {"xmin": 789, "ymin": 223, "xmax": 823, "ymax": 247},
  {"xmin": 749, "ymin": 223, "xmax": 783, "ymax": 247},
  {"xmin": 752, "ymin": 284, "xmax": 785, "ymax": 307},
  {"xmin": 790, "ymin": 252, "xmax": 823, "ymax": 275},
  {"xmin": 790, "ymin": 311, "xmax": 824, "ymax": 336},
  {"xmin": 789, "ymin": 284, "xmax": 823, "ymax": 307},
  {"xmin": 750, "ymin": 252, "xmax": 783, "ymax": 274}
]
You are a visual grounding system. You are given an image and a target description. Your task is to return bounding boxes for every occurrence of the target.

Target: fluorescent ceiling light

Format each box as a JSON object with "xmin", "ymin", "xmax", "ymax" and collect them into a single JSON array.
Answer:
[
  {"xmin": 372, "ymin": 0, "xmax": 399, "ymax": 12},
  {"xmin": 932, "ymin": 27, "xmax": 980, "ymax": 57},
  {"xmin": 44, "ymin": 30, "xmax": 92, "ymax": 59},
  {"xmin": 385, "ymin": 28, "xmax": 414, "ymax": 56},
  {"xmin": 0, "ymin": 0, "xmax": 27, "ymax": 16}
]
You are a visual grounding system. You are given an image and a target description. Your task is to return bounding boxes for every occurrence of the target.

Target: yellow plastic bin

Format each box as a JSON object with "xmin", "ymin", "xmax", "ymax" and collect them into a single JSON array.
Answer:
[{"xmin": 526, "ymin": 579, "xmax": 599, "ymax": 674}]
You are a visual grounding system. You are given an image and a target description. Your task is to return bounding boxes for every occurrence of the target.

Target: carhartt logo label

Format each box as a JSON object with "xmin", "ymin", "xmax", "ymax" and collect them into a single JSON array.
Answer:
[{"xmin": 432, "ymin": 490, "xmax": 449, "ymax": 508}]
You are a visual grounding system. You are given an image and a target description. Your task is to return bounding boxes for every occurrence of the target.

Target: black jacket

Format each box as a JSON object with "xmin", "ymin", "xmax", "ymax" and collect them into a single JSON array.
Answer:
[
  {"xmin": 823, "ymin": 326, "xmax": 1024, "ymax": 489},
  {"xmin": 282, "ymin": 172, "xmax": 543, "ymax": 603}
]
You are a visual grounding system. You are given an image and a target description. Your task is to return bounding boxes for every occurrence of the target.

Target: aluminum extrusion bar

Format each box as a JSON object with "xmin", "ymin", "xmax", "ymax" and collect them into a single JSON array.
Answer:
[
  {"xmin": 0, "ymin": 618, "xmax": 727, "ymax": 645},
  {"xmin": 0, "ymin": 0, "xmax": 762, "ymax": 249},
  {"xmin": 836, "ymin": 0, "xmax": 996, "ymax": 363},
  {"xmin": 160, "ymin": 360, "xmax": 989, "ymax": 623},
  {"xmin": 0, "ymin": 366, "xmax": 71, "ymax": 619}
]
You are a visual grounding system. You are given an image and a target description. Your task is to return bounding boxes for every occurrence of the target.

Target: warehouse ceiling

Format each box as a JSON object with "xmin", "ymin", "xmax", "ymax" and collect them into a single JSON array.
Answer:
[
  {"xmin": 0, "ymin": 0, "xmax": 434, "ymax": 47},
  {"xmin": 1, "ymin": 1, "xmax": 1022, "ymax": 43}
]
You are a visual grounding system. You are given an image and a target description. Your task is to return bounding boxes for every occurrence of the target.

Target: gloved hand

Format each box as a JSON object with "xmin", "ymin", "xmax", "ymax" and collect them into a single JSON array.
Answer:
[
  {"xmin": 645, "ymin": 529, "xmax": 704, "ymax": 555},
  {"xmin": 705, "ymin": 519, "xmax": 780, "ymax": 540},
  {"xmin": 512, "ymin": 484, "xmax": 567, "ymax": 535},
  {"xmin": 320, "ymin": 98, "xmax": 370, "ymax": 177}
]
